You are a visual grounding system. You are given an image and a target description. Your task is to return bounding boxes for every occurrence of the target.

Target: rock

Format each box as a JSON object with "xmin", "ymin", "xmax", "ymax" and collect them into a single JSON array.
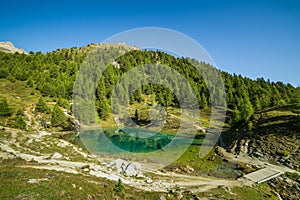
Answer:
[
  {"xmin": 252, "ymin": 151, "xmax": 263, "ymax": 158},
  {"xmin": 109, "ymin": 159, "xmax": 143, "ymax": 177},
  {"xmin": 159, "ymin": 195, "xmax": 167, "ymax": 200},
  {"xmin": 90, "ymin": 165, "xmax": 102, "ymax": 171},
  {"xmin": 51, "ymin": 152, "xmax": 63, "ymax": 159},
  {"xmin": 27, "ymin": 178, "xmax": 48, "ymax": 183},
  {"xmin": 27, "ymin": 179, "xmax": 39, "ymax": 183},
  {"xmin": 183, "ymin": 190, "xmax": 193, "ymax": 195},
  {"xmin": 0, "ymin": 41, "xmax": 28, "ymax": 54},
  {"xmin": 187, "ymin": 166, "xmax": 194, "ymax": 172},
  {"xmin": 109, "ymin": 159, "xmax": 128, "ymax": 172},
  {"xmin": 174, "ymin": 191, "xmax": 183, "ymax": 199},
  {"xmin": 137, "ymin": 173, "xmax": 145, "ymax": 179},
  {"xmin": 124, "ymin": 163, "xmax": 142, "ymax": 177},
  {"xmin": 89, "ymin": 170, "xmax": 131, "ymax": 184},
  {"xmin": 209, "ymin": 155, "xmax": 216, "ymax": 161},
  {"xmin": 100, "ymin": 162, "xmax": 107, "ymax": 166},
  {"xmin": 145, "ymin": 178, "xmax": 153, "ymax": 184}
]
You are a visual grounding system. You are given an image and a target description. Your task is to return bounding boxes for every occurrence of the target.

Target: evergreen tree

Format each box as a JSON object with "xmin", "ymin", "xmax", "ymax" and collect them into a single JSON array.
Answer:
[
  {"xmin": 97, "ymin": 97, "xmax": 110, "ymax": 120},
  {"xmin": 35, "ymin": 97, "xmax": 50, "ymax": 113},
  {"xmin": 14, "ymin": 116, "xmax": 27, "ymax": 130},
  {"xmin": 16, "ymin": 109, "xmax": 24, "ymax": 116},
  {"xmin": 134, "ymin": 109, "xmax": 139, "ymax": 121},
  {"xmin": 114, "ymin": 178, "xmax": 125, "ymax": 194},
  {"xmin": 240, "ymin": 98, "xmax": 254, "ymax": 123},
  {"xmin": 0, "ymin": 97, "xmax": 12, "ymax": 117},
  {"xmin": 51, "ymin": 104, "xmax": 68, "ymax": 127}
]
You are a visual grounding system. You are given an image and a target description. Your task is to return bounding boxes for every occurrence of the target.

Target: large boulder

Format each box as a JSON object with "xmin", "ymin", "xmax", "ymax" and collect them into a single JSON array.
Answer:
[
  {"xmin": 109, "ymin": 159, "xmax": 143, "ymax": 177},
  {"xmin": 124, "ymin": 163, "xmax": 142, "ymax": 177}
]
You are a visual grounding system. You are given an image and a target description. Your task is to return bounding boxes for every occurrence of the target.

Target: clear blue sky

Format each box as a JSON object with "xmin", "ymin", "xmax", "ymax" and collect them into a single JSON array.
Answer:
[{"xmin": 1, "ymin": 0, "xmax": 299, "ymax": 86}]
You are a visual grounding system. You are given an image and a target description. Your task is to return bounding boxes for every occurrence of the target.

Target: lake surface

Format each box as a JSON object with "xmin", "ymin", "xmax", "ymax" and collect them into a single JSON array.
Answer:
[{"xmin": 79, "ymin": 128, "xmax": 197, "ymax": 154}]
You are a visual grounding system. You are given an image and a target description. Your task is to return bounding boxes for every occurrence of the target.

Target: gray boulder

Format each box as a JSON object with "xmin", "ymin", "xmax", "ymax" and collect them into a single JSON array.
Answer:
[{"xmin": 109, "ymin": 159, "xmax": 143, "ymax": 177}]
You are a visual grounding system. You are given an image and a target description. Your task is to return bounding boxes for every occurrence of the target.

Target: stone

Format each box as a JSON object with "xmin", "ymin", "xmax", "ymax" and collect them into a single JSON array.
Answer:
[
  {"xmin": 145, "ymin": 178, "xmax": 153, "ymax": 184},
  {"xmin": 252, "ymin": 151, "xmax": 263, "ymax": 158},
  {"xmin": 27, "ymin": 179, "xmax": 38, "ymax": 183},
  {"xmin": 0, "ymin": 41, "xmax": 27, "ymax": 54},
  {"xmin": 109, "ymin": 159, "xmax": 143, "ymax": 177},
  {"xmin": 27, "ymin": 178, "xmax": 48, "ymax": 183},
  {"xmin": 124, "ymin": 163, "xmax": 142, "ymax": 177},
  {"xmin": 174, "ymin": 191, "xmax": 183, "ymax": 199},
  {"xmin": 89, "ymin": 170, "xmax": 130, "ymax": 184},
  {"xmin": 51, "ymin": 152, "xmax": 63, "ymax": 159}
]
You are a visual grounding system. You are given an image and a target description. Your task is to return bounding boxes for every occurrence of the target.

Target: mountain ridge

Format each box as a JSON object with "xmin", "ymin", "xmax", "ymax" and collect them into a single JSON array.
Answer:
[{"xmin": 0, "ymin": 41, "xmax": 27, "ymax": 54}]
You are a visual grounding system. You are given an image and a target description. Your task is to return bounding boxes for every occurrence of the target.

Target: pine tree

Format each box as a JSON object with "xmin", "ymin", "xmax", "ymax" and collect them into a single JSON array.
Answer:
[
  {"xmin": 134, "ymin": 109, "xmax": 139, "ymax": 121},
  {"xmin": 35, "ymin": 97, "xmax": 50, "ymax": 113},
  {"xmin": 97, "ymin": 98, "xmax": 110, "ymax": 120},
  {"xmin": 0, "ymin": 97, "xmax": 12, "ymax": 117},
  {"xmin": 51, "ymin": 104, "xmax": 67, "ymax": 127},
  {"xmin": 14, "ymin": 116, "xmax": 27, "ymax": 130},
  {"xmin": 114, "ymin": 178, "xmax": 125, "ymax": 194}
]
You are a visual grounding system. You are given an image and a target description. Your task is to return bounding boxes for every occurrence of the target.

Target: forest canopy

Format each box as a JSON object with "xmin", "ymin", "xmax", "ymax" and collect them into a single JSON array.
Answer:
[{"xmin": 0, "ymin": 43, "xmax": 299, "ymax": 126}]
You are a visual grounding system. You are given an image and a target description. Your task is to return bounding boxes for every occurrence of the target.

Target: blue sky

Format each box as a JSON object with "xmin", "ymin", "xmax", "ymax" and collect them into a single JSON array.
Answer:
[{"xmin": 1, "ymin": 0, "xmax": 299, "ymax": 86}]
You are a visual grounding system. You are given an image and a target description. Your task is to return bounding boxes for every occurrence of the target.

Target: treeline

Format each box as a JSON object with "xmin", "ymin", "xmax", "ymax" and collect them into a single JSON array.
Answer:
[{"xmin": 0, "ymin": 44, "xmax": 299, "ymax": 127}]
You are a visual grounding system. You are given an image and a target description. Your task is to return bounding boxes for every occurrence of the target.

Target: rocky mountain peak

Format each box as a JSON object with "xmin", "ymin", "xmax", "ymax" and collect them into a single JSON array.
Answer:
[{"xmin": 0, "ymin": 41, "xmax": 28, "ymax": 54}]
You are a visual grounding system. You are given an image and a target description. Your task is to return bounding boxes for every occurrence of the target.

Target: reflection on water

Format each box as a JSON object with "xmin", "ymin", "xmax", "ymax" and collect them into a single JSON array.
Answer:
[{"xmin": 79, "ymin": 128, "xmax": 194, "ymax": 154}]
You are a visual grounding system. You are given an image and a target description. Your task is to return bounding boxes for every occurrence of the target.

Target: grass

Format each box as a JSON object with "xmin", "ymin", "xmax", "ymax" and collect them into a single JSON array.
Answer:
[
  {"xmin": 0, "ymin": 164, "xmax": 166, "ymax": 200},
  {"xmin": 197, "ymin": 183, "xmax": 278, "ymax": 200},
  {"xmin": 0, "ymin": 79, "xmax": 38, "ymax": 111},
  {"xmin": 0, "ymin": 159, "xmax": 279, "ymax": 200},
  {"xmin": 168, "ymin": 143, "xmax": 242, "ymax": 179}
]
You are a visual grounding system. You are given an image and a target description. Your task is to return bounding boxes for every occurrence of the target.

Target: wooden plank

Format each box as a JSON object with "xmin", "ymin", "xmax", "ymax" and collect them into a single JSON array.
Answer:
[{"xmin": 244, "ymin": 168, "xmax": 283, "ymax": 183}]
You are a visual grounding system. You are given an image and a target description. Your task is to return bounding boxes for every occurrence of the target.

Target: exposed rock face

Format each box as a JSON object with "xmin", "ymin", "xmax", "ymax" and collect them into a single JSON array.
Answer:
[{"xmin": 0, "ymin": 41, "xmax": 28, "ymax": 54}]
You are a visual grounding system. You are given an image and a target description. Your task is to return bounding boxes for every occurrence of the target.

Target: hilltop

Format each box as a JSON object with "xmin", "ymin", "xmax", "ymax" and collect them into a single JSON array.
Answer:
[{"xmin": 0, "ymin": 41, "xmax": 27, "ymax": 54}]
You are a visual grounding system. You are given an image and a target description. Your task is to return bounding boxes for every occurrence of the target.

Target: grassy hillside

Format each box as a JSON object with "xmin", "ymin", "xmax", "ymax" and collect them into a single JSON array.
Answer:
[{"xmin": 222, "ymin": 104, "xmax": 300, "ymax": 170}]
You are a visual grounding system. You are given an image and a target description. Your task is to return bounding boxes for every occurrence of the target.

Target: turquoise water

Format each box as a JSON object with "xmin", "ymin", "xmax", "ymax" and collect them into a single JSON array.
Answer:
[{"xmin": 79, "ymin": 128, "xmax": 195, "ymax": 154}]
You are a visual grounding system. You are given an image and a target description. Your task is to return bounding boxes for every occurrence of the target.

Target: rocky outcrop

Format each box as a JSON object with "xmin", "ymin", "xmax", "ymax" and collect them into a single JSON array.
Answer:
[
  {"xmin": 108, "ymin": 159, "xmax": 143, "ymax": 177},
  {"xmin": 0, "ymin": 41, "xmax": 27, "ymax": 54}
]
